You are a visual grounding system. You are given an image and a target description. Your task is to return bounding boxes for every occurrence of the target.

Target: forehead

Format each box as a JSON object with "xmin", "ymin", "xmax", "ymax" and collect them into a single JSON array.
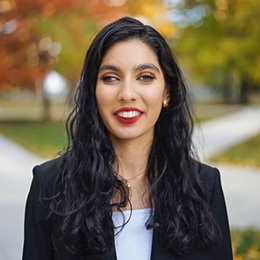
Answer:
[{"xmin": 100, "ymin": 40, "xmax": 160, "ymax": 69}]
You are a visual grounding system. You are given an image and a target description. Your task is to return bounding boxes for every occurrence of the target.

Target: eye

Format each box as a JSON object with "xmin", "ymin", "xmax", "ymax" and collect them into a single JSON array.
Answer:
[
  {"xmin": 138, "ymin": 74, "xmax": 155, "ymax": 82},
  {"xmin": 101, "ymin": 75, "xmax": 119, "ymax": 83}
]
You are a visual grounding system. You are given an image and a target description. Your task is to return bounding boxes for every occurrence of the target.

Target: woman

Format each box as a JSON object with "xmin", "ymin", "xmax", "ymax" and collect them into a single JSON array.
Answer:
[{"xmin": 23, "ymin": 17, "xmax": 233, "ymax": 260}]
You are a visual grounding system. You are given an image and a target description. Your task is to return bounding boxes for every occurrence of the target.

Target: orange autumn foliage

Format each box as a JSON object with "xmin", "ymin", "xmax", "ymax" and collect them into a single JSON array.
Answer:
[{"xmin": 0, "ymin": 0, "xmax": 175, "ymax": 90}]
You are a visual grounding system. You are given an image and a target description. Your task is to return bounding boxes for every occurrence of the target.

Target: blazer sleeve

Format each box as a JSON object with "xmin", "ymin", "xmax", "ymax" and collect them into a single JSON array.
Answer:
[
  {"xmin": 22, "ymin": 165, "xmax": 55, "ymax": 260},
  {"xmin": 209, "ymin": 168, "xmax": 233, "ymax": 260}
]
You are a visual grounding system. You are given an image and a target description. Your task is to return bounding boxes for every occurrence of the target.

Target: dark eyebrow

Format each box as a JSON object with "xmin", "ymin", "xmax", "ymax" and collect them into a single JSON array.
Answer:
[
  {"xmin": 135, "ymin": 63, "xmax": 160, "ymax": 73},
  {"xmin": 99, "ymin": 63, "xmax": 160, "ymax": 74},
  {"xmin": 99, "ymin": 65, "xmax": 120, "ymax": 73}
]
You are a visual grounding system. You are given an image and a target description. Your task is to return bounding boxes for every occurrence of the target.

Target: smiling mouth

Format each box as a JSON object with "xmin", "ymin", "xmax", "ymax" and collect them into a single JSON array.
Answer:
[{"xmin": 116, "ymin": 111, "xmax": 141, "ymax": 118}]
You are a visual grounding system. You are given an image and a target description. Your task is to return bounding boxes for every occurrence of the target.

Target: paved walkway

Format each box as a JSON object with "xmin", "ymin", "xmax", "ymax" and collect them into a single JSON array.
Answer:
[
  {"xmin": 193, "ymin": 106, "xmax": 260, "ymax": 161},
  {"xmin": 0, "ymin": 106, "xmax": 260, "ymax": 259},
  {"xmin": 214, "ymin": 163, "xmax": 260, "ymax": 230},
  {"xmin": 0, "ymin": 136, "xmax": 44, "ymax": 260},
  {"xmin": 192, "ymin": 106, "xmax": 260, "ymax": 230}
]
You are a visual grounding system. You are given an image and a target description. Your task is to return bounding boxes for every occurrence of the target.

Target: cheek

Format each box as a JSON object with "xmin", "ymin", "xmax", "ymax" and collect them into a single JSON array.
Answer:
[
  {"xmin": 145, "ymin": 87, "xmax": 165, "ymax": 107},
  {"xmin": 96, "ymin": 83, "xmax": 117, "ymax": 106},
  {"xmin": 95, "ymin": 85, "xmax": 105, "ymax": 105},
  {"xmin": 96, "ymin": 85, "xmax": 111, "ymax": 107}
]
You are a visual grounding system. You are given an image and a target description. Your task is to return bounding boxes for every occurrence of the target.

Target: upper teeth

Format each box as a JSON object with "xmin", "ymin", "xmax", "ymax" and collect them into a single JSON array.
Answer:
[{"xmin": 117, "ymin": 111, "xmax": 141, "ymax": 118}]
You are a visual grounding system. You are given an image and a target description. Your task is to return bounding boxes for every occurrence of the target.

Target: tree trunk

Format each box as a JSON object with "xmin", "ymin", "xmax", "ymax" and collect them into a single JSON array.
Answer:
[
  {"xmin": 43, "ymin": 95, "xmax": 51, "ymax": 121},
  {"xmin": 240, "ymin": 77, "xmax": 249, "ymax": 104},
  {"xmin": 223, "ymin": 75, "xmax": 233, "ymax": 104}
]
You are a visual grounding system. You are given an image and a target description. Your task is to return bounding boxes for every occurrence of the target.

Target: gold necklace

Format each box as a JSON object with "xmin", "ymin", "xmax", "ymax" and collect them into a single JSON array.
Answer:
[{"xmin": 119, "ymin": 171, "xmax": 146, "ymax": 189}]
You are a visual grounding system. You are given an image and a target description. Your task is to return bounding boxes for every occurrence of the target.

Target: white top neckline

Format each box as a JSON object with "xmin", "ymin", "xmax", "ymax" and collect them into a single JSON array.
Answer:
[
  {"xmin": 112, "ymin": 208, "xmax": 152, "ymax": 215},
  {"xmin": 112, "ymin": 208, "xmax": 153, "ymax": 260}
]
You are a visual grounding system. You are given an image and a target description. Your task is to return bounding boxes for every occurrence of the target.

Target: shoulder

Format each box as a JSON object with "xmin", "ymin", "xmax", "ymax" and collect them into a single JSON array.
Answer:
[
  {"xmin": 31, "ymin": 156, "xmax": 65, "ymax": 200},
  {"xmin": 32, "ymin": 156, "xmax": 63, "ymax": 183},
  {"xmin": 196, "ymin": 162, "xmax": 222, "ymax": 204},
  {"xmin": 28, "ymin": 156, "xmax": 66, "ymax": 219}
]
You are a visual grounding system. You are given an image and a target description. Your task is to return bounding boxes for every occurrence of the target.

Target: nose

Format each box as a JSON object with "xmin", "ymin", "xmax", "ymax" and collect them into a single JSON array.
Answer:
[{"xmin": 117, "ymin": 79, "xmax": 138, "ymax": 102}]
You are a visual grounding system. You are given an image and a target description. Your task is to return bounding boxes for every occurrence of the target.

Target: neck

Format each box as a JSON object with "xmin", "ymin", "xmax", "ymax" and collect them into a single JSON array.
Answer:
[
  {"xmin": 110, "ymin": 133, "xmax": 153, "ymax": 210},
  {"xmin": 110, "ymin": 134, "xmax": 153, "ymax": 180}
]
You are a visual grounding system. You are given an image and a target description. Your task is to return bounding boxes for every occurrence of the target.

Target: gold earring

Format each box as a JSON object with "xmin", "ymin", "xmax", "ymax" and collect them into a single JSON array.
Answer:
[{"xmin": 162, "ymin": 100, "xmax": 168, "ymax": 107}]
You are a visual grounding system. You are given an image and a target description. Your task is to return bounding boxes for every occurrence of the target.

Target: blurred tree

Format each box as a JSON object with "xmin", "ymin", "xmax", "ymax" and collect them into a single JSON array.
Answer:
[
  {"xmin": 168, "ymin": 0, "xmax": 260, "ymax": 103},
  {"xmin": 0, "ymin": 0, "xmax": 175, "ymax": 120},
  {"xmin": 85, "ymin": 0, "xmax": 176, "ymax": 37},
  {"xmin": 0, "ymin": 0, "xmax": 96, "ymax": 91},
  {"xmin": 0, "ymin": 0, "xmax": 99, "ymax": 121},
  {"xmin": 0, "ymin": 0, "xmax": 174, "ymax": 90}
]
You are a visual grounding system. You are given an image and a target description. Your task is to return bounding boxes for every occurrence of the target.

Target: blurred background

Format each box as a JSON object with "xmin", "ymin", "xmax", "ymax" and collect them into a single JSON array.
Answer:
[{"xmin": 0, "ymin": 0, "xmax": 260, "ymax": 259}]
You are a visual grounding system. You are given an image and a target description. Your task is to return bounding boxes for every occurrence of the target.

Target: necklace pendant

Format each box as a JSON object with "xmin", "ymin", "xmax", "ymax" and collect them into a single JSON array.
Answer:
[{"xmin": 125, "ymin": 182, "xmax": 131, "ymax": 189}]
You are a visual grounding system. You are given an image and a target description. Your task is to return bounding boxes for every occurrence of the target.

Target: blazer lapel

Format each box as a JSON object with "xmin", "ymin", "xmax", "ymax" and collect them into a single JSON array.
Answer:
[
  {"xmin": 151, "ymin": 230, "xmax": 176, "ymax": 260},
  {"xmin": 150, "ymin": 230, "xmax": 209, "ymax": 260},
  {"xmin": 102, "ymin": 246, "xmax": 117, "ymax": 260}
]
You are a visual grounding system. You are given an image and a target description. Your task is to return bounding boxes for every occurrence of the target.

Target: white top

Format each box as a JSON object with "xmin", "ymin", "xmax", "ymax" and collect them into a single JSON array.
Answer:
[{"xmin": 112, "ymin": 208, "xmax": 153, "ymax": 260}]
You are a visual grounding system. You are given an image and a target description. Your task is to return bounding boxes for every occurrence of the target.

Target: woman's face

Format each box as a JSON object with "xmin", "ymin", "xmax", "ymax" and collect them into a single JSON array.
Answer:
[{"xmin": 95, "ymin": 39, "xmax": 168, "ymax": 143}]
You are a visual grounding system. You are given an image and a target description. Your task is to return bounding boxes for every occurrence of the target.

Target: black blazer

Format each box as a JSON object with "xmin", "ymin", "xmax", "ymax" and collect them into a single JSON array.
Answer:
[{"xmin": 22, "ymin": 158, "xmax": 233, "ymax": 260}]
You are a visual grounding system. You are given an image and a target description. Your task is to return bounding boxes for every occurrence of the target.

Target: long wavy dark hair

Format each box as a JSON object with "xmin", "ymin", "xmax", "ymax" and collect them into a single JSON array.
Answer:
[{"xmin": 49, "ymin": 17, "xmax": 221, "ymax": 257}]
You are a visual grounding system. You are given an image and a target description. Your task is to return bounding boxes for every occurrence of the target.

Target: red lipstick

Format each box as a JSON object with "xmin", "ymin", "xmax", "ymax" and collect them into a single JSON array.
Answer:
[{"xmin": 113, "ymin": 107, "xmax": 144, "ymax": 124}]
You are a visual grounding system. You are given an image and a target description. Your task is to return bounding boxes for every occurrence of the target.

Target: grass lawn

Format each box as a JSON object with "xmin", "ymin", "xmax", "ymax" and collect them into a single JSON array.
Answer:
[
  {"xmin": 210, "ymin": 133, "xmax": 260, "ymax": 168},
  {"xmin": 0, "ymin": 121, "xmax": 66, "ymax": 158},
  {"xmin": 0, "ymin": 102, "xmax": 256, "ymax": 165},
  {"xmin": 1, "ymin": 119, "xmax": 259, "ymax": 168},
  {"xmin": 193, "ymin": 103, "xmax": 242, "ymax": 123},
  {"xmin": 231, "ymin": 228, "xmax": 260, "ymax": 260}
]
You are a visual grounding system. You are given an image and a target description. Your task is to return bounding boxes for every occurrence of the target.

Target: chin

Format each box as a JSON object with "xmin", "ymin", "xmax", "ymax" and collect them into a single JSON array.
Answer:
[
  {"xmin": 111, "ymin": 132, "xmax": 141, "ymax": 141},
  {"xmin": 109, "ymin": 127, "xmax": 154, "ymax": 142}
]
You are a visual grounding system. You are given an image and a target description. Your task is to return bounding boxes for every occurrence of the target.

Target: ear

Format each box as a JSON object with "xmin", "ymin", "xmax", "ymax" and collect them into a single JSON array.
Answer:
[{"xmin": 163, "ymin": 88, "xmax": 170, "ymax": 106}]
